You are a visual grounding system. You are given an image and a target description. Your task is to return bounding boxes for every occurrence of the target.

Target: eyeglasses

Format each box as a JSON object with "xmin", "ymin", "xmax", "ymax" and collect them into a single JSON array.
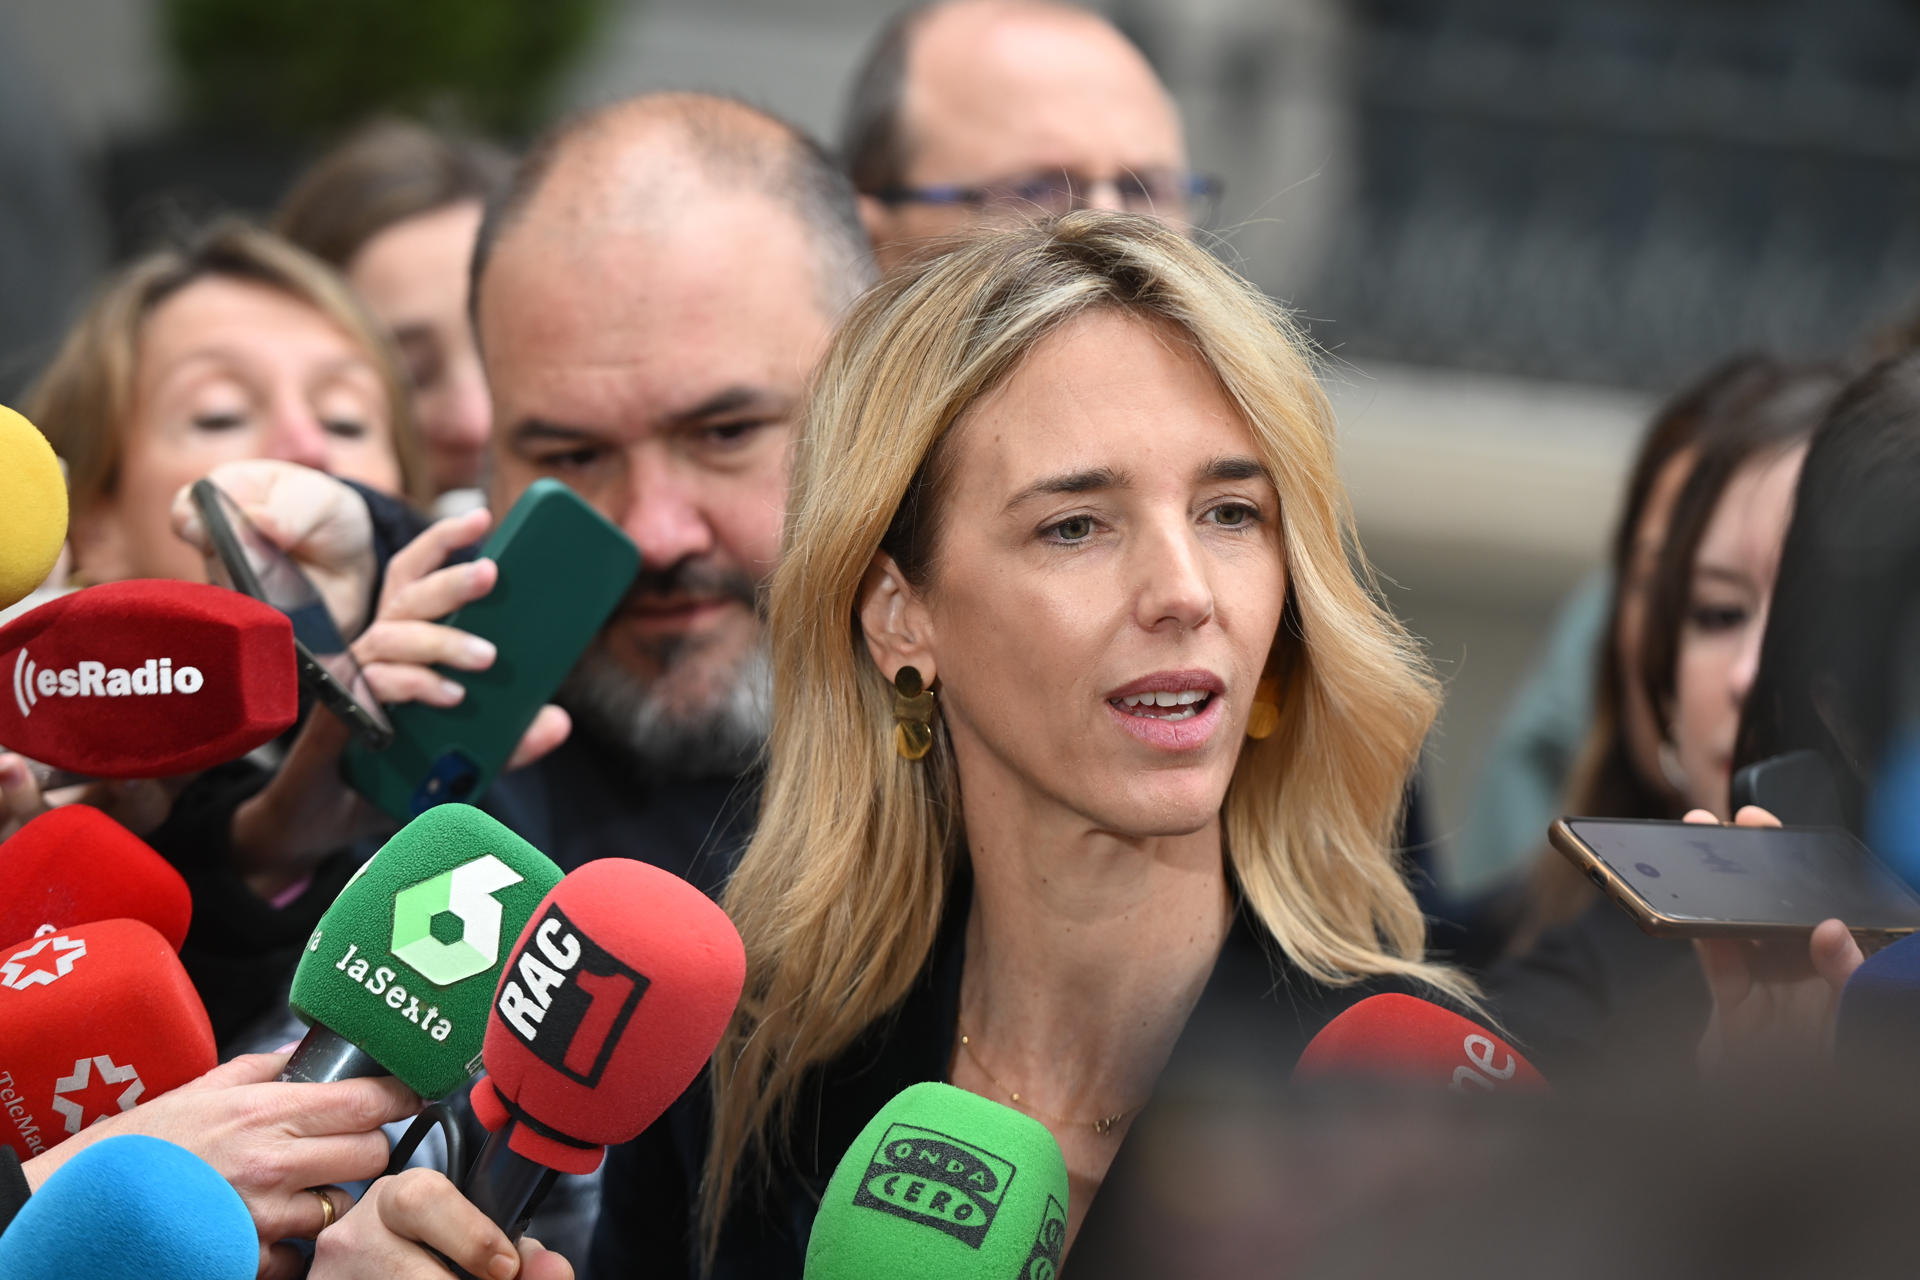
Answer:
[{"xmin": 871, "ymin": 168, "xmax": 1224, "ymax": 228}]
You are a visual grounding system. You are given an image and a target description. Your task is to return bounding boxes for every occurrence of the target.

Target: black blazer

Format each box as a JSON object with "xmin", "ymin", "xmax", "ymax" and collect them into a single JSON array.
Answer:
[{"xmin": 586, "ymin": 872, "xmax": 1436, "ymax": 1279}]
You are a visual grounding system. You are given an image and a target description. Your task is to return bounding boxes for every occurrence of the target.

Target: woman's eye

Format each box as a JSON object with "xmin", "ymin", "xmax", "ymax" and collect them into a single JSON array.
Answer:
[
  {"xmin": 322, "ymin": 418, "xmax": 369, "ymax": 440},
  {"xmin": 1688, "ymin": 603, "xmax": 1748, "ymax": 633},
  {"xmin": 1207, "ymin": 502, "xmax": 1258, "ymax": 528},
  {"xmin": 190, "ymin": 412, "xmax": 247, "ymax": 432},
  {"xmin": 1047, "ymin": 515, "xmax": 1096, "ymax": 543}
]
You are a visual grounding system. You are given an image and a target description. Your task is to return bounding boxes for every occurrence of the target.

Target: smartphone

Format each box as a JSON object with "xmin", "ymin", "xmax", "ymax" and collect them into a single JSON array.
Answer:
[
  {"xmin": 1549, "ymin": 816, "xmax": 1920, "ymax": 938},
  {"xmin": 192, "ymin": 479, "xmax": 394, "ymax": 750},
  {"xmin": 342, "ymin": 478, "xmax": 639, "ymax": 822}
]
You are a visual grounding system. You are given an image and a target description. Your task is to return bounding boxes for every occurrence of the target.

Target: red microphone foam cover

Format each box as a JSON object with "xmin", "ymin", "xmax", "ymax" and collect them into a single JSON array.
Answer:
[
  {"xmin": 1292, "ymin": 993, "xmax": 1548, "ymax": 1094},
  {"xmin": 0, "ymin": 917, "xmax": 216, "ymax": 1161},
  {"xmin": 0, "ymin": 807, "xmax": 191, "ymax": 953},
  {"xmin": 0, "ymin": 579, "xmax": 297, "ymax": 778},
  {"xmin": 471, "ymin": 859, "xmax": 745, "ymax": 1174}
]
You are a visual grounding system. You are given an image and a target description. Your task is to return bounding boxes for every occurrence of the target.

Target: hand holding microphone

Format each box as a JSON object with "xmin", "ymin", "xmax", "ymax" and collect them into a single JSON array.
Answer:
[
  {"xmin": 312, "ymin": 1169, "xmax": 573, "ymax": 1280},
  {"xmin": 312, "ymin": 858, "xmax": 742, "ymax": 1280},
  {"xmin": 22, "ymin": 1052, "xmax": 420, "ymax": 1278}
]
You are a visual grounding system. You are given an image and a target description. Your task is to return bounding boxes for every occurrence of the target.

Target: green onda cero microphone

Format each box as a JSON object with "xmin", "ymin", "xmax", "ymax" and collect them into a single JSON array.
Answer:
[{"xmin": 806, "ymin": 1081, "xmax": 1069, "ymax": 1280}]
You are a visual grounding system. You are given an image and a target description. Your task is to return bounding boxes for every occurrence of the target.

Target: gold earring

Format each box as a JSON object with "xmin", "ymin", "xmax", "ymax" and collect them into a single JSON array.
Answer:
[
  {"xmin": 893, "ymin": 665, "xmax": 937, "ymax": 761},
  {"xmin": 1245, "ymin": 677, "xmax": 1281, "ymax": 741}
]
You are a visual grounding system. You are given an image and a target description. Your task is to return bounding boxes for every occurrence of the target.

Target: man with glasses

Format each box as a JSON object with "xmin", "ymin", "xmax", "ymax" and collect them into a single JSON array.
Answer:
[{"xmin": 841, "ymin": 0, "xmax": 1220, "ymax": 273}]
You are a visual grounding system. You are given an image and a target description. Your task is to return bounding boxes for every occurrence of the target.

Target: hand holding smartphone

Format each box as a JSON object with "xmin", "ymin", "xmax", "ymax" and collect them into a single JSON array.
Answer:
[
  {"xmin": 192, "ymin": 479, "xmax": 393, "ymax": 750},
  {"xmin": 342, "ymin": 479, "xmax": 639, "ymax": 821}
]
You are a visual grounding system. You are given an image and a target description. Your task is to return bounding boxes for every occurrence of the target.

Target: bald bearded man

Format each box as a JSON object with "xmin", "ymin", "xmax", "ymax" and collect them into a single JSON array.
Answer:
[
  {"xmin": 842, "ymin": 0, "xmax": 1219, "ymax": 272},
  {"xmin": 306, "ymin": 94, "xmax": 875, "ymax": 1279}
]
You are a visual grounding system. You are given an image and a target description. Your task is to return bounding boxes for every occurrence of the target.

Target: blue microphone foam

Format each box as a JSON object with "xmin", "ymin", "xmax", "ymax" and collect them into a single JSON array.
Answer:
[
  {"xmin": 0, "ymin": 1134, "xmax": 255, "ymax": 1279},
  {"xmin": 1836, "ymin": 931, "xmax": 1920, "ymax": 1063}
]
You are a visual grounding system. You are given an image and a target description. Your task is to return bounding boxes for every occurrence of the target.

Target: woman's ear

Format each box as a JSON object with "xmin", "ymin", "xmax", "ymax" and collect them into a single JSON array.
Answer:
[{"xmin": 857, "ymin": 551, "xmax": 935, "ymax": 685}]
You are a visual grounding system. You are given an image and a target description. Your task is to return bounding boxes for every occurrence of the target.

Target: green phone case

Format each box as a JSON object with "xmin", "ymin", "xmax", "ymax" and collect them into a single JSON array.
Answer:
[{"xmin": 343, "ymin": 479, "xmax": 640, "ymax": 822}]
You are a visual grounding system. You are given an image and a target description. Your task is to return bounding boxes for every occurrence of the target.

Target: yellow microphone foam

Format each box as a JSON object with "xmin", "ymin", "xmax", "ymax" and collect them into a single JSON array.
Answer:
[{"xmin": 0, "ymin": 405, "xmax": 67, "ymax": 609}]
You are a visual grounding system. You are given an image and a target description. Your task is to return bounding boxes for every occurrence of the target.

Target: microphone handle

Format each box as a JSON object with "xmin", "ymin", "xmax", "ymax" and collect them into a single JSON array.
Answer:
[
  {"xmin": 279, "ymin": 1025, "xmax": 388, "ymax": 1083},
  {"xmin": 460, "ymin": 1120, "xmax": 560, "ymax": 1246}
]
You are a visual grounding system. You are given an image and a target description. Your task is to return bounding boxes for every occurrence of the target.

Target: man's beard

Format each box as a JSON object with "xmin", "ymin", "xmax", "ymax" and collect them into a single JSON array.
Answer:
[{"xmin": 556, "ymin": 560, "xmax": 772, "ymax": 781}]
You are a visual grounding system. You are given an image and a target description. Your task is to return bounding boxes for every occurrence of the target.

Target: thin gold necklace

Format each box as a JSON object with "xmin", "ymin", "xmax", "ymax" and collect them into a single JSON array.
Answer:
[{"xmin": 955, "ymin": 1018, "xmax": 1143, "ymax": 1136}]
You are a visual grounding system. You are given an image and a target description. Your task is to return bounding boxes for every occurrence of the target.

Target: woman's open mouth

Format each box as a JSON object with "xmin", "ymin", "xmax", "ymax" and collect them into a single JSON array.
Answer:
[{"xmin": 1109, "ymin": 689, "xmax": 1215, "ymax": 721}]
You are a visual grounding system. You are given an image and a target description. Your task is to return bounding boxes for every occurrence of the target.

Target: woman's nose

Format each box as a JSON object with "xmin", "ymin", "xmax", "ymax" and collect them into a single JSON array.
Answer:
[
  {"xmin": 1134, "ymin": 525, "xmax": 1215, "ymax": 632},
  {"xmin": 264, "ymin": 404, "xmax": 330, "ymax": 471},
  {"xmin": 1731, "ymin": 605, "xmax": 1770, "ymax": 705}
]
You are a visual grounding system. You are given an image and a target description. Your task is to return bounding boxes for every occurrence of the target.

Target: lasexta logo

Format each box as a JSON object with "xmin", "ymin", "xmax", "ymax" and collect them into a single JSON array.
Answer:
[
  {"xmin": 849, "ymin": 1123, "xmax": 1016, "ymax": 1248},
  {"xmin": 12, "ymin": 650, "xmax": 203, "ymax": 718},
  {"xmin": 496, "ymin": 903, "xmax": 647, "ymax": 1087},
  {"xmin": 389, "ymin": 855, "xmax": 524, "ymax": 986},
  {"xmin": 50, "ymin": 1054, "xmax": 143, "ymax": 1134},
  {"xmin": 1, "ymin": 934, "xmax": 86, "ymax": 990}
]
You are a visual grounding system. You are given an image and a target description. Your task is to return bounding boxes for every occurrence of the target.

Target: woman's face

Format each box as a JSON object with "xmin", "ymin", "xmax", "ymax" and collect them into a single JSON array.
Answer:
[
  {"xmin": 894, "ymin": 310, "xmax": 1287, "ymax": 837},
  {"xmin": 1669, "ymin": 444, "xmax": 1807, "ymax": 814},
  {"xmin": 348, "ymin": 201, "xmax": 491, "ymax": 495},
  {"xmin": 77, "ymin": 276, "xmax": 399, "ymax": 583},
  {"xmin": 1616, "ymin": 448, "xmax": 1697, "ymax": 794}
]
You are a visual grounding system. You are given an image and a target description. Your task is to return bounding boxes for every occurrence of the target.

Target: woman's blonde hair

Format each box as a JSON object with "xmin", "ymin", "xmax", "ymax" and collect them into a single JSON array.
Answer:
[
  {"xmin": 702, "ymin": 211, "xmax": 1464, "ymax": 1250},
  {"xmin": 26, "ymin": 218, "xmax": 430, "ymax": 515}
]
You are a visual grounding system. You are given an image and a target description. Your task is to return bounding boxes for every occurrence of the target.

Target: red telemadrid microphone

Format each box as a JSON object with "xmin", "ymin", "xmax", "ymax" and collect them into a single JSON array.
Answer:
[
  {"xmin": 0, "ymin": 917, "xmax": 216, "ymax": 1161},
  {"xmin": 463, "ymin": 859, "xmax": 746, "ymax": 1242},
  {"xmin": 0, "ymin": 807, "xmax": 191, "ymax": 953},
  {"xmin": 0, "ymin": 579, "xmax": 298, "ymax": 777},
  {"xmin": 1292, "ymin": 994, "xmax": 1548, "ymax": 1094}
]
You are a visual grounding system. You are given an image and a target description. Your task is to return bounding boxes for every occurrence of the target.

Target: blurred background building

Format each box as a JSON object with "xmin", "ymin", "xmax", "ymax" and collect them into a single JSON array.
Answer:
[{"xmin": 5, "ymin": 0, "xmax": 1916, "ymax": 888}]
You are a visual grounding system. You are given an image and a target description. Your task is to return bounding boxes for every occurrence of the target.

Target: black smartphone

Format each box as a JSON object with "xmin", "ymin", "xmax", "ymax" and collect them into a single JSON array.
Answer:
[
  {"xmin": 191, "ymin": 479, "xmax": 393, "ymax": 751},
  {"xmin": 1549, "ymin": 816, "xmax": 1920, "ymax": 938}
]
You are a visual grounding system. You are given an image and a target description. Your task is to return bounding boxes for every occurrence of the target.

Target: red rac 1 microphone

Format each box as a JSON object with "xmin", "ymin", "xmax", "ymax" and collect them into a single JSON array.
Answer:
[
  {"xmin": 0, "ymin": 579, "xmax": 298, "ymax": 778},
  {"xmin": 463, "ymin": 858, "xmax": 745, "ymax": 1244},
  {"xmin": 0, "ymin": 917, "xmax": 216, "ymax": 1160},
  {"xmin": 0, "ymin": 807, "xmax": 191, "ymax": 953},
  {"xmin": 1292, "ymin": 993, "xmax": 1548, "ymax": 1094}
]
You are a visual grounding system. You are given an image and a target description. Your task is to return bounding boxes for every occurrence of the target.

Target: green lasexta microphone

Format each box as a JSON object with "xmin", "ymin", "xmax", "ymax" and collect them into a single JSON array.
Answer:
[
  {"xmin": 283, "ymin": 804, "xmax": 561, "ymax": 1099},
  {"xmin": 806, "ymin": 1082, "xmax": 1069, "ymax": 1280}
]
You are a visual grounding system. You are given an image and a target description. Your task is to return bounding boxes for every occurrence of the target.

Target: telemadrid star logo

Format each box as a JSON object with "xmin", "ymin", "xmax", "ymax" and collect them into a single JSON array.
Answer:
[
  {"xmin": 0, "ymin": 934, "xmax": 86, "ymax": 990},
  {"xmin": 50, "ymin": 1055, "xmax": 144, "ymax": 1134}
]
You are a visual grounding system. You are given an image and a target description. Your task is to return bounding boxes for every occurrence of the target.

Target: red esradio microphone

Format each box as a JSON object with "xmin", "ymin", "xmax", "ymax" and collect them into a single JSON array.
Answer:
[
  {"xmin": 462, "ymin": 859, "xmax": 745, "ymax": 1244},
  {"xmin": 0, "ymin": 579, "xmax": 298, "ymax": 777},
  {"xmin": 1292, "ymin": 994, "xmax": 1548, "ymax": 1095},
  {"xmin": 0, "ymin": 917, "xmax": 216, "ymax": 1161},
  {"xmin": 0, "ymin": 807, "xmax": 191, "ymax": 953}
]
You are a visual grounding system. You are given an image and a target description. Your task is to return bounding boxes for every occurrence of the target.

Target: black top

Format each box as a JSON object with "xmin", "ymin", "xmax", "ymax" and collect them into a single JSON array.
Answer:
[
  {"xmin": 1481, "ymin": 896, "xmax": 1706, "ymax": 1084},
  {"xmin": 586, "ymin": 873, "xmax": 1437, "ymax": 1279}
]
